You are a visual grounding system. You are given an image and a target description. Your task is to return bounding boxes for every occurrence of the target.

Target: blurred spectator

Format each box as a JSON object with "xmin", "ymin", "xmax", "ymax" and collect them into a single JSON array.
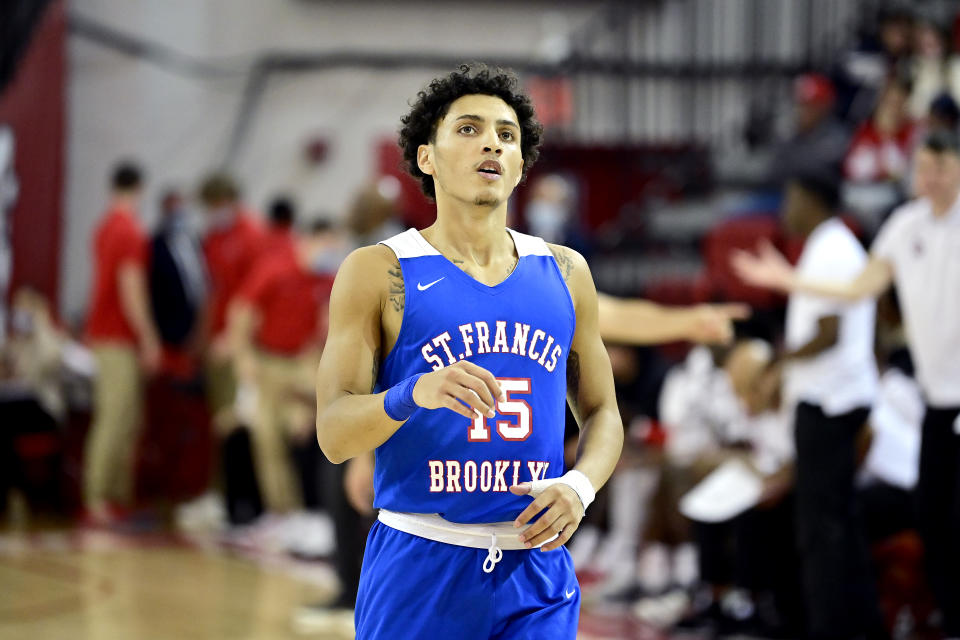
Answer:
[
  {"xmin": 143, "ymin": 190, "xmax": 215, "ymax": 519},
  {"xmin": 659, "ymin": 346, "xmax": 742, "ymax": 469},
  {"xmin": 859, "ymin": 289, "xmax": 921, "ymax": 542},
  {"xmin": 0, "ymin": 125, "xmax": 17, "ymax": 348},
  {"xmin": 230, "ymin": 219, "xmax": 339, "ymax": 522},
  {"xmin": 0, "ymin": 288, "xmax": 65, "ymax": 518},
  {"xmin": 835, "ymin": 5, "xmax": 915, "ymax": 125},
  {"xmin": 148, "ymin": 189, "xmax": 207, "ymax": 373},
  {"xmin": 732, "ymin": 130, "xmax": 960, "ymax": 639},
  {"xmin": 857, "ymin": 289, "xmax": 927, "ymax": 633},
  {"xmin": 197, "ymin": 172, "xmax": 263, "ymax": 433},
  {"xmin": 524, "ymin": 174, "xmax": 590, "ymax": 254},
  {"xmin": 768, "ymin": 74, "xmax": 849, "ymax": 187},
  {"xmin": 735, "ymin": 171, "xmax": 882, "ymax": 639},
  {"xmin": 629, "ymin": 346, "xmax": 739, "ymax": 599},
  {"xmin": 83, "ymin": 161, "xmax": 160, "ymax": 525},
  {"xmin": 1, "ymin": 288, "xmax": 65, "ymax": 423},
  {"xmin": 927, "ymin": 91, "xmax": 960, "ymax": 134},
  {"xmin": 345, "ymin": 176, "xmax": 404, "ymax": 247},
  {"xmin": 262, "ymin": 195, "xmax": 297, "ymax": 259},
  {"xmin": 907, "ymin": 17, "xmax": 960, "ymax": 121},
  {"xmin": 843, "ymin": 76, "xmax": 917, "ymax": 230},
  {"xmin": 677, "ymin": 340, "xmax": 800, "ymax": 637},
  {"xmin": 845, "ymin": 77, "xmax": 917, "ymax": 184}
]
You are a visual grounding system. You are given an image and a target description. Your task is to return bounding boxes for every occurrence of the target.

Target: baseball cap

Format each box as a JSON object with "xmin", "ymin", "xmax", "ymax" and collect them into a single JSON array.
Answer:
[{"xmin": 794, "ymin": 73, "xmax": 835, "ymax": 106}]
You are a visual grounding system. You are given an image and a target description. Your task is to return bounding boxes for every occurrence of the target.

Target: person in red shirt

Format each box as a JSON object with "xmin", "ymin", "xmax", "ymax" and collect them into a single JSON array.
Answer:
[
  {"xmin": 230, "ymin": 219, "xmax": 342, "ymax": 515},
  {"xmin": 84, "ymin": 162, "xmax": 161, "ymax": 524},
  {"xmin": 197, "ymin": 173, "xmax": 264, "ymax": 433},
  {"xmin": 261, "ymin": 196, "xmax": 298, "ymax": 260},
  {"xmin": 845, "ymin": 77, "xmax": 918, "ymax": 184}
]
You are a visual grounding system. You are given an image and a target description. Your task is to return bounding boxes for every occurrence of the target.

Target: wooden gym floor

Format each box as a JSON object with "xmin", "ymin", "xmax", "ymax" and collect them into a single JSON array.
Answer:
[{"xmin": 0, "ymin": 528, "xmax": 676, "ymax": 640}]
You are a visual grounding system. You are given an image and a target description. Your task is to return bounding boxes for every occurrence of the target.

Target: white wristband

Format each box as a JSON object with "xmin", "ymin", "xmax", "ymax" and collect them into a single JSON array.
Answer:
[{"xmin": 527, "ymin": 470, "xmax": 596, "ymax": 513}]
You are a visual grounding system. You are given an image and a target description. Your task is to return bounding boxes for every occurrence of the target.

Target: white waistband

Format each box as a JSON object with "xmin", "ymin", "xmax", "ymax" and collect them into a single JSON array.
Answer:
[{"xmin": 377, "ymin": 509, "xmax": 528, "ymax": 550}]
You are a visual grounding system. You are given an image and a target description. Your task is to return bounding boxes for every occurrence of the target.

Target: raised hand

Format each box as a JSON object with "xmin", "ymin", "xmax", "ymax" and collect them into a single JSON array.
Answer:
[
  {"xmin": 730, "ymin": 239, "xmax": 795, "ymax": 292},
  {"xmin": 690, "ymin": 303, "xmax": 752, "ymax": 344}
]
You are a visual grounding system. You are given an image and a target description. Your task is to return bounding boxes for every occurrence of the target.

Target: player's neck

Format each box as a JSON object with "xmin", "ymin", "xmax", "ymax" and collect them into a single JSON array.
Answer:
[
  {"xmin": 426, "ymin": 202, "xmax": 511, "ymax": 262},
  {"xmin": 930, "ymin": 187, "xmax": 960, "ymax": 217},
  {"xmin": 109, "ymin": 194, "xmax": 137, "ymax": 214}
]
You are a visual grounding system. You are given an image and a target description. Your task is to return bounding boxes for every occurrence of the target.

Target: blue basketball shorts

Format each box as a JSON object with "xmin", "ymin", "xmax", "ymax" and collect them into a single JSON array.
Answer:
[{"xmin": 354, "ymin": 520, "xmax": 580, "ymax": 640}]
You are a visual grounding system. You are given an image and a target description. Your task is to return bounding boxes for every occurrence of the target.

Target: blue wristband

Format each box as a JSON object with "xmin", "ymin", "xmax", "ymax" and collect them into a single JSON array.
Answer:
[{"xmin": 383, "ymin": 373, "xmax": 425, "ymax": 421}]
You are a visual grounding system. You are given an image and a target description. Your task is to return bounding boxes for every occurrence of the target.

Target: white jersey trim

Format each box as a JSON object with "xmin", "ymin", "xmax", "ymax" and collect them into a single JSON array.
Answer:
[
  {"xmin": 379, "ymin": 228, "xmax": 440, "ymax": 259},
  {"xmin": 379, "ymin": 227, "xmax": 552, "ymax": 259},
  {"xmin": 506, "ymin": 228, "xmax": 553, "ymax": 257}
]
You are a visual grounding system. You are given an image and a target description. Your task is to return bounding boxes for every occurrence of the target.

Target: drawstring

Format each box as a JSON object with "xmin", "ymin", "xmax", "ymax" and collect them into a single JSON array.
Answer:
[{"xmin": 482, "ymin": 533, "xmax": 503, "ymax": 573}]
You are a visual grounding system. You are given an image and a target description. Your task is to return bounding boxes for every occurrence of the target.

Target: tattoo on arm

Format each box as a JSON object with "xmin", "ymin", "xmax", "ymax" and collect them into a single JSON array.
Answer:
[
  {"xmin": 505, "ymin": 256, "xmax": 518, "ymax": 279},
  {"xmin": 549, "ymin": 247, "xmax": 574, "ymax": 282},
  {"xmin": 566, "ymin": 349, "xmax": 581, "ymax": 412},
  {"xmin": 388, "ymin": 259, "xmax": 404, "ymax": 313}
]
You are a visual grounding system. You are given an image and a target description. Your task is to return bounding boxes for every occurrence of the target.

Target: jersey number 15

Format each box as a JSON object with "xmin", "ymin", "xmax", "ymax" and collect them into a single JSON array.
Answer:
[{"xmin": 467, "ymin": 377, "xmax": 532, "ymax": 442}]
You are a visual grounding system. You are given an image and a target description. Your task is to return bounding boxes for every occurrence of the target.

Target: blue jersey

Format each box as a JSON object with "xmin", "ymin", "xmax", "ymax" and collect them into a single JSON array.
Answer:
[{"xmin": 374, "ymin": 228, "xmax": 575, "ymax": 524}]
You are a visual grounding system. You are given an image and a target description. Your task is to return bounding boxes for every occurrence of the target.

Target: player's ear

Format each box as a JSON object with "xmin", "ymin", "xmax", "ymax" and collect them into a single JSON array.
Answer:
[{"xmin": 417, "ymin": 144, "xmax": 435, "ymax": 177}]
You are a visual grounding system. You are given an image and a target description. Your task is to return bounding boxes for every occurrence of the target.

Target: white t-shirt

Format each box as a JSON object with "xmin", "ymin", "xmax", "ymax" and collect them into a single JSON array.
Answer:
[
  {"xmin": 862, "ymin": 367, "xmax": 923, "ymax": 489},
  {"xmin": 872, "ymin": 195, "xmax": 960, "ymax": 407},
  {"xmin": 785, "ymin": 218, "xmax": 878, "ymax": 415},
  {"xmin": 659, "ymin": 346, "xmax": 742, "ymax": 466}
]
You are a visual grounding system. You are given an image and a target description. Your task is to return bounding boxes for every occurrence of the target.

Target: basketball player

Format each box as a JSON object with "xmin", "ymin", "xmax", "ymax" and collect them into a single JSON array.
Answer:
[
  {"xmin": 733, "ymin": 130, "xmax": 960, "ymax": 638},
  {"xmin": 315, "ymin": 65, "xmax": 624, "ymax": 639}
]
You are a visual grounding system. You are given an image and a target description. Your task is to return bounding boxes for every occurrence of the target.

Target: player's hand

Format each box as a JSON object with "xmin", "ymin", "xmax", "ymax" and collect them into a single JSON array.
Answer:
[
  {"xmin": 344, "ymin": 453, "xmax": 375, "ymax": 516},
  {"xmin": 412, "ymin": 360, "xmax": 505, "ymax": 420},
  {"xmin": 730, "ymin": 239, "xmax": 795, "ymax": 292},
  {"xmin": 690, "ymin": 303, "xmax": 751, "ymax": 344},
  {"xmin": 509, "ymin": 482, "xmax": 584, "ymax": 552}
]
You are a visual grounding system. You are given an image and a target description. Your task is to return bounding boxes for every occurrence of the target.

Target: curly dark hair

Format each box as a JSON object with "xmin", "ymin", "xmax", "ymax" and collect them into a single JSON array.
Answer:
[{"xmin": 398, "ymin": 64, "xmax": 543, "ymax": 200}]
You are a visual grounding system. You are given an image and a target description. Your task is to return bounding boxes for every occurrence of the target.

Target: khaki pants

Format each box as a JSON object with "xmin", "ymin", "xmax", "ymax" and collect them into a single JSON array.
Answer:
[
  {"xmin": 250, "ymin": 350, "xmax": 318, "ymax": 513},
  {"xmin": 205, "ymin": 358, "xmax": 237, "ymax": 434},
  {"xmin": 84, "ymin": 344, "xmax": 142, "ymax": 506}
]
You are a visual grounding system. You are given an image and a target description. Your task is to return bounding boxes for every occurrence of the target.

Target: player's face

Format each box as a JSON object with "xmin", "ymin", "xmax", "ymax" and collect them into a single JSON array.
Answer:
[
  {"xmin": 419, "ymin": 94, "xmax": 524, "ymax": 209},
  {"xmin": 913, "ymin": 148, "xmax": 960, "ymax": 202}
]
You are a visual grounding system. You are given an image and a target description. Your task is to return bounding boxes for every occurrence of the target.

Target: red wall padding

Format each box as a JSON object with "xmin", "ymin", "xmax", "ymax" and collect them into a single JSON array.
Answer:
[{"xmin": 0, "ymin": 0, "xmax": 66, "ymax": 311}]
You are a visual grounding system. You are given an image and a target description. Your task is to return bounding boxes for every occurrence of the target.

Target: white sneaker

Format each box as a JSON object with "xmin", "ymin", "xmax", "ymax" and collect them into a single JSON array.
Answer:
[
  {"xmin": 633, "ymin": 589, "xmax": 691, "ymax": 629},
  {"xmin": 291, "ymin": 603, "xmax": 355, "ymax": 637},
  {"xmin": 568, "ymin": 524, "xmax": 600, "ymax": 569},
  {"xmin": 283, "ymin": 511, "xmax": 335, "ymax": 559},
  {"xmin": 671, "ymin": 542, "xmax": 699, "ymax": 589},
  {"xmin": 223, "ymin": 513, "xmax": 286, "ymax": 552},
  {"xmin": 636, "ymin": 543, "xmax": 671, "ymax": 594},
  {"xmin": 175, "ymin": 491, "xmax": 227, "ymax": 533}
]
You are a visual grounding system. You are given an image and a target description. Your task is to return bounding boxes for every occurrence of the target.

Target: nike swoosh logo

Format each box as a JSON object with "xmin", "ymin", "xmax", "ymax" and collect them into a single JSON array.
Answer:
[
  {"xmin": 565, "ymin": 589, "xmax": 576, "ymax": 599},
  {"xmin": 417, "ymin": 277, "xmax": 445, "ymax": 291}
]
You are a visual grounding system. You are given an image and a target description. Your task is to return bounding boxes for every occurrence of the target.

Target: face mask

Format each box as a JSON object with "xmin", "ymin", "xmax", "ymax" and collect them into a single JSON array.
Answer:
[
  {"xmin": 310, "ymin": 247, "xmax": 348, "ymax": 275},
  {"xmin": 526, "ymin": 200, "xmax": 568, "ymax": 244},
  {"xmin": 164, "ymin": 209, "xmax": 190, "ymax": 233}
]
